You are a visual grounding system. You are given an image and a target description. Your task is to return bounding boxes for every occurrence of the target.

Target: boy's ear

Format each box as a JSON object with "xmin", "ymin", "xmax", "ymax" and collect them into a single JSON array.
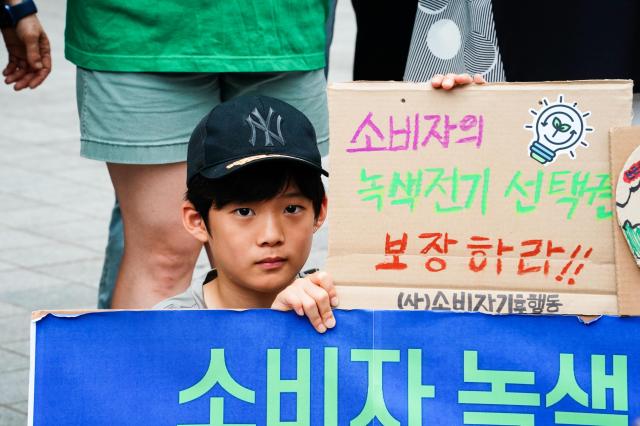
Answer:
[
  {"xmin": 181, "ymin": 201, "xmax": 210, "ymax": 243},
  {"xmin": 313, "ymin": 196, "xmax": 328, "ymax": 232}
]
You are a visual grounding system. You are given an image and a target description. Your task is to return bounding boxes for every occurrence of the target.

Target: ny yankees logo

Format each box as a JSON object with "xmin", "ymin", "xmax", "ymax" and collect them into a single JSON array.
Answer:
[{"xmin": 246, "ymin": 107, "xmax": 285, "ymax": 147}]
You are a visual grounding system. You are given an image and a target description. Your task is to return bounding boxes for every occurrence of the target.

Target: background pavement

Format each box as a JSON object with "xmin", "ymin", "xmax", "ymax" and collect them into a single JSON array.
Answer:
[{"xmin": 0, "ymin": 1, "xmax": 356, "ymax": 423}]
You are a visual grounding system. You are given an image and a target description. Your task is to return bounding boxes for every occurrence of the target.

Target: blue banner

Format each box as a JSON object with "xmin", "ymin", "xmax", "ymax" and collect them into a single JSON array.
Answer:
[{"xmin": 32, "ymin": 310, "xmax": 639, "ymax": 425}]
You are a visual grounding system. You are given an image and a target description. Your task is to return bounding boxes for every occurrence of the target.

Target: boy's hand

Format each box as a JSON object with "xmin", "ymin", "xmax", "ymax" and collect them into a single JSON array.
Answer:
[
  {"xmin": 271, "ymin": 271, "xmax": 339, "ymax": 333},
  {"xmin": 431, "ymin": 73, "xmax": 485, "ymax": 90}
]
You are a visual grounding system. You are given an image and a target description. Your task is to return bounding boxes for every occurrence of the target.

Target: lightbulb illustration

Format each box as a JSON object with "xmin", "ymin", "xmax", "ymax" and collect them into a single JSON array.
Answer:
[{"xmin": 524, "ymin": 95, "xmax": 593, "ymax": 165}]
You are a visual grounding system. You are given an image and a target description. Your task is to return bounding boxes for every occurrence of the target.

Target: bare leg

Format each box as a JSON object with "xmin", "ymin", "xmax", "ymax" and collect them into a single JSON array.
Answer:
[{"xmin": 107, "ymin": 162, "xmax": 202, "ymax": 308}]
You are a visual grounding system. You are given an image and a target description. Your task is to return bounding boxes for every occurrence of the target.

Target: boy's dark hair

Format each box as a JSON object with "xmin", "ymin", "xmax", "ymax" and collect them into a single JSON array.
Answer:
[{"xmin": 187, "ymin": 160, "xmax": 326, "ymax": 230}]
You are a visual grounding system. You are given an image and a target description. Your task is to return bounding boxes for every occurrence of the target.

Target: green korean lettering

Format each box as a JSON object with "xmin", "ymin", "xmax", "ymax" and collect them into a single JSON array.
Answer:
[
  {"xmin": 566, "ymin": 171, "xmax": 589, "ymax": 216},
  {"xmin": 550, "ymin": 171, "xmax": 612, "ymax": 220},
  {"xmin": 423, "ymin": 168, "xmax": 446, "ymax": 199},
  {"xmin": 179, "ymin": 398, "xmax": 255, "ymax": 426},
  {"xmin": 548, "ymin": 171, "xmax": 571, "ymax": 195},
  {"xmin": 407, "ymin": 349, "xmax": 435, "ymax": 426},
  {"xmin": 463, "ymin": 412, "xmax": 534, "ymax": 426},
  {"xmin": 585, "ymin": 174, "xmax": 613, "ymax": 220},
  {"xmin": 591, "ymin": 355, "xmax": 628, "ymax": 411},
  {"xmin": 435, "ymin": 167, "xmax": 462, "ymax": 213},
  {"xmin": 570, "ymin": 171, "xmax": 591, "ymax": 197},
  {"xmin": 554, "ymin": 412, "xmax": 628, "ymax": 425},
  {"xmin": 546, "ymin": 353, "xmax": 588, "ymax": 408},
  {"xmin": 458, "ymin": 351, "xmax": 540, "ymax": 406},
  {"xmin": 179, "ymin": 349, "xmax": 255, "ymax": 426},
  {"xmin": 480, "ymin": 167, "xmax": 490, "ymax": 215},
  {"xmin": 596, "ymin": 204, "xmax": 613, "ymax": 219},
  {"xmin": 460, "ymin": 170, "xmax": 480, "ymax": 210},
  {"xmin": 266, "ymin": 348, "xmax": 311, "ymax": 425},
  {"xmin": 350, "ymin": 349, "xmax": 401, "ymax": 426},
  {"xmin": 527, "ymin": 170, "xmax": 543, "ymax": 212},
  {"xmin": 584, "ymin": 174, "xmax": 611, "ymax": 204},
  {"xmin": 357, "ymin": 168, "xmax": 384, "ymax": 212},
  {"xmin": 556, "ymin": 196, "xmax": 580, "ymax": 219},
  {"xmin": 388, "ymin": 170, "xmax": 423, "ymax": 211},
  {"xmin": 324, "ymin": 348, "xmax": 338, "ymax": 426},
  {"xmin": 459, "ymin": 168, "xmax": 490, "ymax": 215},
  {"xmin": 505, "ymin": 171, "xmax": 527, "ymax": 198},
  {"xmin": 504, "ymin": 171, "xmax": 543, "ymax": 214},
  {"xmin": 555, "ymin": 172, "xmax": 582, "ymax": 219},
  {"xmin": 556, "ymin": 171, "xmax": 612, "ymax": 220}
]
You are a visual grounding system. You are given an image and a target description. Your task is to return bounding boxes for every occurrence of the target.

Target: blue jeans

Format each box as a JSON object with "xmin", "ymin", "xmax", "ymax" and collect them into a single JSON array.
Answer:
[{"xmin": 97, "ymin": 199, "xmax": 123, "ymax": 308}]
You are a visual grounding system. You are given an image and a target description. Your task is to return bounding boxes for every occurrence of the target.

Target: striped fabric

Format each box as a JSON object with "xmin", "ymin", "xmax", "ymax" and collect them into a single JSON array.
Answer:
[{"xmin": 404, "ymin": 0, "xmax": 505, "ymax": 82}]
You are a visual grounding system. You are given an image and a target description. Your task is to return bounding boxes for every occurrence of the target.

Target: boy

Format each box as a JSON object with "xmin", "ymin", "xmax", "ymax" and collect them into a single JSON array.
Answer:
[{"xmin": 154, "ymin": 95, "xmax": 338, "ymax": 334}]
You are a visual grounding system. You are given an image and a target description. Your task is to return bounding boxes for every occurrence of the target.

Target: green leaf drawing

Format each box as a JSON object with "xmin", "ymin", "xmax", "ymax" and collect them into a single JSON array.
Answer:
[
  {"xmin": 622, "ymin": 221, "xmax": 640, "ymax": 257},
  {"xmin": 551, "ymin": 116, "xmax": 571, "ymax": 134}
]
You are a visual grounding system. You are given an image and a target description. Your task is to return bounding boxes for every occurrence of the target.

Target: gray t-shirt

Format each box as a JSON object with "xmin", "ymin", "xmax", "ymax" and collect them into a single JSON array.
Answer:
[
  {"xmin": 153, "ymin": 270, "xmax": 218, "ymax": 309},
  {"xmin": 153, "ymin": 269, "xmax": 316, "ymax": 310}
]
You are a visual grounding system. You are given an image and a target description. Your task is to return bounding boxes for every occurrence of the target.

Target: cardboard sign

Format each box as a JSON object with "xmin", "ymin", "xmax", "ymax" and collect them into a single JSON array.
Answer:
[
  {"xmin": 30, "ymin": 310, "xmax": 640, "ymax": 425},
  {"xmin": 327, "ymin": 81, "xmax": 636, "ymax": 315}
]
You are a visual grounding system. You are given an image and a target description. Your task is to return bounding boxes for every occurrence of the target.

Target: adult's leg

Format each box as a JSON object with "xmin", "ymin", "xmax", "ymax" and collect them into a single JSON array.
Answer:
[
  {"xmin": 108, "ymin": 162, "xmax": 202, "ymax": 308},
  {"xmin": 97, "ymin": 199, "xmax": 123, "ymax": 308},
  {"xmin": 76, "ymin": 68, "xmax": 221, "ymax": 308}
]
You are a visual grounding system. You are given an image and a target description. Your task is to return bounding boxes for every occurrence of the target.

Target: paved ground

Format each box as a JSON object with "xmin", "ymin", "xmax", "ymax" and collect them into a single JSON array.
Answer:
[{"xmin": 0, "ymin": 1, "xmax": 356, "ymax": 423}]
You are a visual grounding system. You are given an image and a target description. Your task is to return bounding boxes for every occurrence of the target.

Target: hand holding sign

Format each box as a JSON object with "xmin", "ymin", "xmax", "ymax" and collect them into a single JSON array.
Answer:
[
  {"xmin": 431, "ymin": 73, "xmax": 486, "ymax": 90},
  {"xmin": 271, "ymin": 270, "xmax": 339, "ymax": 333}
]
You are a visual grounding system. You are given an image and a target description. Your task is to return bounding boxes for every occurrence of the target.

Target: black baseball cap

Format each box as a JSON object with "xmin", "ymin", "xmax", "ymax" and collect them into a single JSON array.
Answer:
[{"xmin": 187, "ymin": 95, "xmax": 328, "ymax": 184}]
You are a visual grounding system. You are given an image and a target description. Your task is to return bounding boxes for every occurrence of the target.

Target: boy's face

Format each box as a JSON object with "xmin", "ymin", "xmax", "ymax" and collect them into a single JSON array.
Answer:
[{"xmin": 205, "ymin": 183, "xmax": 326, "ymax": 295}]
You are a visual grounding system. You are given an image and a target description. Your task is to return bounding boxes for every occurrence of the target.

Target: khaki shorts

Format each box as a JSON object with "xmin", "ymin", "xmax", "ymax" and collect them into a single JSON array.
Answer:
[{"xmin": 76, "ymin": 68, "xmax": 329, "ymax": 164}]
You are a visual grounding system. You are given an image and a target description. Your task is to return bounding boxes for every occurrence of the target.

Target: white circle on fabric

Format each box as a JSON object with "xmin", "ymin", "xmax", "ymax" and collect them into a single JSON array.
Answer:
[{"xmin": 426, "ymin": 19, "xmax": 462, "ymax": 60}]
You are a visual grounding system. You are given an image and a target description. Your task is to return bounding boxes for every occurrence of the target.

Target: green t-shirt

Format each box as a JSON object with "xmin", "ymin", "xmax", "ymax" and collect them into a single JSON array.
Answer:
[{"xmin": 65, "ymin": 1, "xmax": 327, "ymax": 72}]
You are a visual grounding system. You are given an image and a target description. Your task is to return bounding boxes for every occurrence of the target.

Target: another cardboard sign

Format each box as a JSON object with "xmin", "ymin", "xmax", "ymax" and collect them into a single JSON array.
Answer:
[
  {"xmin": 615, "ymin": 134, "xmax": 640, "ymax": 267},
  {"xmin": 30, "ymin": 310, "xmax": 640, "ymax": 425},
  {"xmin": 610, "ymin": 127, "xmax": 640, "ymax": 315},
  {"xmin": 327, "ymin": 81, "xmax": 635, "ymax": 315}
]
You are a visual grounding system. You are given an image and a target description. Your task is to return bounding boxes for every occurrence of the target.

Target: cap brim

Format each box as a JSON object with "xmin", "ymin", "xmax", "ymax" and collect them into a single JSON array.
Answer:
[{"xmin": 198, "ymin": 154, "xmax": 329, "ymax": 180}]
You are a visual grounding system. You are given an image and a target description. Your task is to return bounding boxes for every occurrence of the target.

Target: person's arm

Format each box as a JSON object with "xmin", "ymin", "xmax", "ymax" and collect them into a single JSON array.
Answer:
[
  {"xmin": 1, "ymin": 0, "xmax": 51, "ymax": 90},
  {"xmin": 431, "ymin": 73, "xmax": 485, "ymax": 90},
  {"xmin": 271, "ymin": 270, "xmax": 339, "ymax": 333}
]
